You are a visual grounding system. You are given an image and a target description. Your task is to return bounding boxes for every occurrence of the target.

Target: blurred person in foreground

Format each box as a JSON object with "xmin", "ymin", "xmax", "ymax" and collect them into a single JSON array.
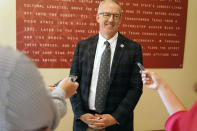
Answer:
[
  {"xmin": 141, "ymin": 70, "xmax": 197, "ymax": 131},
  {"xmin": 0, "ymin": 47, "xmax": 78, "ymax": 131}
]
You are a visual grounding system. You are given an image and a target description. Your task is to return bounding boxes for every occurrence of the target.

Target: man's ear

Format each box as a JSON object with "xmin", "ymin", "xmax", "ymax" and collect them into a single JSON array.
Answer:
[{"xmin": 96, "ymin": 14, "xmax": 99, "ymax": 23}]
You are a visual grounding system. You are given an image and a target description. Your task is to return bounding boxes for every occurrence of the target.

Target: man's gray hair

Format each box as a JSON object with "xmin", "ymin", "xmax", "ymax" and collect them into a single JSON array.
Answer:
[{"xmin": 97, "ymin": 0, "xmax": 122, "ymax": 14}]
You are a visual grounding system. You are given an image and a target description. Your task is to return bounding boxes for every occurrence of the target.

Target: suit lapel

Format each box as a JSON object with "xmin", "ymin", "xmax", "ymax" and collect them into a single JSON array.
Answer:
[
  {"xmin": 86, "ymin": 35, "xmax": 99, "ymax": 88},
  {"xmin": 110, "ymin": 34, "xmax": 125, "ymax": 84}
]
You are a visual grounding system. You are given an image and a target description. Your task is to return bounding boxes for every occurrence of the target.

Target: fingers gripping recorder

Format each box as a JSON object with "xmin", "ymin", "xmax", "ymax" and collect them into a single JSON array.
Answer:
[
  {"xmin": 53, "ymin": 75, "xmax": 78, "ymax": 87},
  {"xmin": 69, "ymin": 75, "xmax": 78, "ymax": 94}
]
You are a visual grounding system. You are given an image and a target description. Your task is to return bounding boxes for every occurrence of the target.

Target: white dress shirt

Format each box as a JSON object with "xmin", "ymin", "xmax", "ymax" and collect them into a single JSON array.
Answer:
[{"xmin": 88, "ymin": 32, "xmax": 118, "ymax": 110}]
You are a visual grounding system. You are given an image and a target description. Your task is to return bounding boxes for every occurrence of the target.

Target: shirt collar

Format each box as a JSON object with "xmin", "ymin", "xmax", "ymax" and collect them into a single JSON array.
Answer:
[{"xmin": 99, "ymin": 32, "xmax": 118, "ymax": 47}]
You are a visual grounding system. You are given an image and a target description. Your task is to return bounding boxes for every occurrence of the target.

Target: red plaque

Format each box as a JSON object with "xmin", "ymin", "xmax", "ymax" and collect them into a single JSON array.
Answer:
[{"xmin": 16, "ymin": 0, "xmax": 188, "ymax": 68}]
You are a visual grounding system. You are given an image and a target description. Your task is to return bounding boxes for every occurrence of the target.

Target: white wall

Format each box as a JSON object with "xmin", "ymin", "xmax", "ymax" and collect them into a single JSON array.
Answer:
[{"xmin": 0, "ymin": 0, "xmax": 196, "ymax": 130}]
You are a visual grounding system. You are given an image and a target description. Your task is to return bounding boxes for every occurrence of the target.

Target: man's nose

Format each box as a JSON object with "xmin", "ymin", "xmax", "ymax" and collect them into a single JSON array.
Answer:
[{"xmin": 108, "ymin": 14, "xmax": 114, "ymax": 21}]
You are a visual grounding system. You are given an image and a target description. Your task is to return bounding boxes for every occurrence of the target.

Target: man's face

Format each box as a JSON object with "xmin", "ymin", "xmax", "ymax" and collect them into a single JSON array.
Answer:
[{"xmin": 96, "ymin": 1, "xmax": 122, "ymax": 39}]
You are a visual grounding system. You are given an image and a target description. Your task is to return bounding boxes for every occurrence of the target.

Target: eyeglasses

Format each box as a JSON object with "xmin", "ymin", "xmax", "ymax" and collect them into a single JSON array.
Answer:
[{"xmin": 99, "ymin": 12, "xmax": 121, "ymax": 20}]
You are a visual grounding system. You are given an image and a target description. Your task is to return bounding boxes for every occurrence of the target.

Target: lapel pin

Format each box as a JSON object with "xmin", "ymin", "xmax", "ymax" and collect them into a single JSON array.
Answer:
[{"xmin": 120, "ymin": 44, "xmax": 124, "ymax": 48}]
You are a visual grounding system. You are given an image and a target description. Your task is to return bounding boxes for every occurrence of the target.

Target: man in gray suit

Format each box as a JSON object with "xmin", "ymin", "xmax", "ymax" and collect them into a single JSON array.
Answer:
[{"xmin": 70, "ymin": 0, "xmax": 143, "ymax": 130}]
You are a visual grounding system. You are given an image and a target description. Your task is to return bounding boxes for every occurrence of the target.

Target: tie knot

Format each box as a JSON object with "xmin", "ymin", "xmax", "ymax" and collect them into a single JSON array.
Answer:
[{"xmin": 104, "ymin": 41, "xmax": 110, "ymax": 47}]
